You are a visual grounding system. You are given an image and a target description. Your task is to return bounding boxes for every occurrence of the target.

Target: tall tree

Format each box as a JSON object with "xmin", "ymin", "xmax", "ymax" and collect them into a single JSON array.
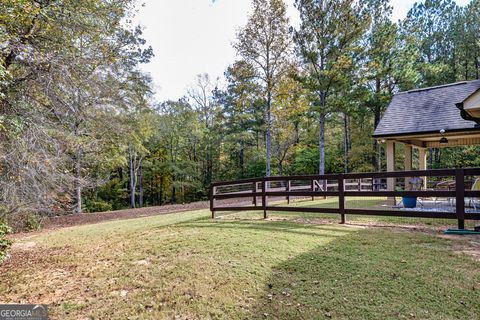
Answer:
[
  {"xmin": 294, "ymin": 0, "xmax": 369, "ymax": 174},
  {"xmin": 360, "ymin": 0, "xmax": 419, "ymax": 171},
  {"xmin": 156, "ymin": 100, "xmax": 203, "ymax": 204},
  {"xmin": 272, "ymin": 73, "xmax": 308, "ymax": 175},
  {"xmin": 187, "ymin": 73, "xmax": 219, "ymax": 188},
  {"xmin": 217, "ymin": 61, "xmax": 263, "ymax": 178},
  {"xmin": 402, "ymin": 0, "xmax": 458, "ymax": 86},
  {"xmin": 459, "ymin": 0, "xmax": 480, "ymax": 80},
  {"xmin": 234, "ymin": 0, "xmax": 292, "ymax": 176}
]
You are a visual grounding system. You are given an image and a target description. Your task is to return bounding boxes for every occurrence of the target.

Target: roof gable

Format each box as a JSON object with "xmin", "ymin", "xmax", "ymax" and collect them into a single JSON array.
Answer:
[{"xmin": 373, "ymin": 80, "xmax": 480, "ymax": 138}]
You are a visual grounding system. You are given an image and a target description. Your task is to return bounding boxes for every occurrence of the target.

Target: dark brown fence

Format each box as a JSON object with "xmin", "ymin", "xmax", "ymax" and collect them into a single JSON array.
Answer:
[{"xmin": 210, "ymin": 168, "xmax": 480, "ymax": 229}]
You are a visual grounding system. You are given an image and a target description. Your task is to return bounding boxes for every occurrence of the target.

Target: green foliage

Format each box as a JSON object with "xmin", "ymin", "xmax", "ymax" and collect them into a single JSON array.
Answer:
[
  {"xmin": 24, "ymin": 213, "xmax": 42, "ymax": 231},
  {"xmin": 3, "ymin": 0, "xmax": 480, "ymax": 216},
  {"xmin": 290, "ymin": 146, "xmax": 318, "ymax": 175},
  {"xmin": 83, "ymin": 199, "xmax": 113, "ymax": 213},
  {"xmin": 1, "ymin": 0, "xmax": 153, "ymax": 216},
  {"xmin": 0, "ymin": 221, "xmax": 13, "ymax": 263},
  {"xmin": 431, "ymin": 146, "xmax": 480, "ymax": 169},
  {"xmin": 234, "ymin": 0, "xmax": 292, "ymax": 176}
]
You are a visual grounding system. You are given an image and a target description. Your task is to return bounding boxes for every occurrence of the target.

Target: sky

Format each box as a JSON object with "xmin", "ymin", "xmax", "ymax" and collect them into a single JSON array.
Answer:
[{"xmin": 134, "ymin": 0, "xmax": 471, "ymax": 102}]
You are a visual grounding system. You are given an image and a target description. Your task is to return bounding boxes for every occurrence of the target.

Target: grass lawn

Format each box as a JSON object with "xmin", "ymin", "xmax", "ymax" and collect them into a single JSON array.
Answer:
[
  {"xmin": 1, "ymin": 204, "xmax": 479, "ymax": 319},
  {"xmin": 257, "ymin": 197, "xmax": 480, "ymax": 229}
]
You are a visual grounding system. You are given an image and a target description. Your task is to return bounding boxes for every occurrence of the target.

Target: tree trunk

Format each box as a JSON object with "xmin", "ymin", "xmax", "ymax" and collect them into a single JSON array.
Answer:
[
  {"xmin": 372, "ymin": 78, "xmax": 382, "ymax": 171},
  {"xmin": 73, "ymin": 116, "xmax": 82, "ymax": 214},
  {"xmin": 265, "ymin": 90, "xmax": 272, "ymax": 177},
  {"xmin": 239, "ymin": 139, "xmax": 245, "ymax": 178},
  {"xmin": 319, "ymin": 112, "xmax": 326, "ymax": 175},
  {"xmin": 428, "ymin": 148, "xmax": 434, "ymax": 169},
  {"xmin": 343, "ymin": 112, "xmax": 350, "ymax": 173},
  {"xmin": 475, "ymin": 54, "xmax": 479, "ymax": 80},
  {"xmin": 465, "ymin": 59, "xmax": 469, "ymax": 80},
  {"xmin": 207, "ymin": 146, "xmax": 213, "ymax": 187},
  {"xmin": 139, "ymin": 164, "xmax": 144, "ymax": 207},
  {"xmin": 171, "ymin": 183, "xmax": 176, "ymax": 204},
  {"xmin": 318, "ymin": 91, "xmax": 326, "ymax": 175},
  {"xmin": 73, "ymin": 149, "xmax": 82, "ymax": 214},
  {"xmin": 435, "ymin": 148, "xmax": 441, "ymax": 168},
  {"xmin": 294, "ymin": 121, "xmax": 300, "ymax": 144},
  {"xmin": 129, "ymin": 151, "xmax": 136, "ymax": 208},
  {"xmin": 159, "ymin": 176, "xmax": 164, "ymax": 205}
]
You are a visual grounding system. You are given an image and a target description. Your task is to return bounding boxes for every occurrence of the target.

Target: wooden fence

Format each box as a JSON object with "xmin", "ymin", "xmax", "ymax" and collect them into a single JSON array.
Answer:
[{"xmin": 209, "ymin": 168, "xmax": 480, "ymax": 229}]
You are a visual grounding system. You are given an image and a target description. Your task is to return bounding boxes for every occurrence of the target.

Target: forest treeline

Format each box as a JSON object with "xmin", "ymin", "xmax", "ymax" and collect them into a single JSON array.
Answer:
[{"xmin": 1, "ymin": 0, "xmax": 480, "ymax": 222}]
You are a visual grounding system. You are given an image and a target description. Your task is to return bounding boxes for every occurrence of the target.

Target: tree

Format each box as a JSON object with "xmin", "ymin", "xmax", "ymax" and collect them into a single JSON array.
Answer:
[
  {"xmin": 234, "ymin": 0, "xmax": 292, "ymax": 176},
  {"xmin": 187, "ymin": 73, "xmax": 219, "ymax": 188},
  {"xmin": 359, "ymin": 0, "xmax": 419, "ymax": 171},
  {"xmin": 294, "ymin": 0, "xmax": 369, "ymax": 174},
  {"xmin": 458, "ymin": 0, "xmax": 480, "ymax": 80},
  {"xmin": 216, "ymin": 61, "xmax": 264, "ymax": 179},
  {"xmin": 156, "ymin": 100, "xmax": 203, "ymax": 204},
  {"xmin": 271, "ymin": 73, "xmax": 308, "ymax": 175},
  {"xmin": 401, "ymin": 0, "xmax": 459, "ymax": 86},
  {"xmin": 0, "ymin": 0, "xmax": 152, "ymax": 216},
  {"xmin": 188, "ymin": 73, "xmax": 217, "ymax": 129}
]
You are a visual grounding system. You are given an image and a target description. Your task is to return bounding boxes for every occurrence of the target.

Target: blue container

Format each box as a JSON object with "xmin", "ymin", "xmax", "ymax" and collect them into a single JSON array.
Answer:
[{"xmin": 402, "ymin": 197, "xmax": 417, "ymax": 208}]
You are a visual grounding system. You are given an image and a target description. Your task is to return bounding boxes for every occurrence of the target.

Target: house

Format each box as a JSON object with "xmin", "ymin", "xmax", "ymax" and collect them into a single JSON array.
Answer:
[{"xmin": 373, "ymin": 80, "xmax": 480, "ymax": 190}]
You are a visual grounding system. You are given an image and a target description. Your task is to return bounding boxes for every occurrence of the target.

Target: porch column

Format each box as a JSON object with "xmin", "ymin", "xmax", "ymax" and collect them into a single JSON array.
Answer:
[
  {"xmin": 418, "ymin": 147, "xmax": 428, "ymax": 189},
  {"xmin": 386, "ymin": 141, "xmax": 395, "ymax": 190},
  {"xmin": 404, "ymin": 144, "xmax": 413, "ymax": 190},
  {"xmin": 386, "ymin": 141, "xmax": 396, "ymax": 205}
]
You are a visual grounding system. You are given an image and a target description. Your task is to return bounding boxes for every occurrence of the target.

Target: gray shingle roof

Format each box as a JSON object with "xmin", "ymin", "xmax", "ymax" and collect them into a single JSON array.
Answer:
[{"xmin": 373, "ymin": 80, "xmax": 480, "ymax": 138}]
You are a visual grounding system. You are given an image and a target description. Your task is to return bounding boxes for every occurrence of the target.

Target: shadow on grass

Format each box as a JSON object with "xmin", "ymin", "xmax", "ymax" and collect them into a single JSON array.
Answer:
[
  {"xmin": 249, "ymin": 228, "xmax": 480, "ymax": 320},
  {"xmin": 150, "ymin": 213, "xmax": 212, "ymax": 230},
  {"xmin": 175, "ymin": 219, "xmax": 353, "ymax": 238}
]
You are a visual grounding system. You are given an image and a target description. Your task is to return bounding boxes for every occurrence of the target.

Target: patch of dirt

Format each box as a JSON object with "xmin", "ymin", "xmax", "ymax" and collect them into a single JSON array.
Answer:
[
  {"xmin": 346, "ymin": 221, "xmax": 446, "ymax": 235},
  {"xmin": 12, "ymin": 241, "xmax": 37, "ymax": 250},
  {"xmin": 133, "ymin": 259, "xmax": 151, "ymax": 266},
  {"xmin": 43, "ymin": 201, "xmax": 211, "ymax": 229},
  {"xmin": 440, "ymin": 235, "xmax": 480, "ymax": 261}
]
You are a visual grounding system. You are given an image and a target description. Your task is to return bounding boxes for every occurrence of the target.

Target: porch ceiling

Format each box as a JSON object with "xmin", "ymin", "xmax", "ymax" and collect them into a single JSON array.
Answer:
[{"xmin": 384, "ymin": 130, "xmax": 480, "ymax": 148}]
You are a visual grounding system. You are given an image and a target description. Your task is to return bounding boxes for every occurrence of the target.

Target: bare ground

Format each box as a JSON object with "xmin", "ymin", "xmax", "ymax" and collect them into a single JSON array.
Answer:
[{"xmin": 39, "ymin": 201, "xmax": 211, "ymax": 231}]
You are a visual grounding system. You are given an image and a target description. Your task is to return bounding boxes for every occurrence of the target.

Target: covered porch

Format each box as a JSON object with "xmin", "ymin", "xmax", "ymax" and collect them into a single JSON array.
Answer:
[
  {"xmin": 373, "ymin": 81, "xmax": 480, "ymax": 226},
  {"xmin": 383, "ymin": 129, "xmax": 480, "ymax": 191}
]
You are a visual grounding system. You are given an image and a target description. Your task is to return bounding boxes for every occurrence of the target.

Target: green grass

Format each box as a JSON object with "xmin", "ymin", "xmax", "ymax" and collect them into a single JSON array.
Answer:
[
  {"xmin": 0, "ymin": 207, "xmax": 479, "ymax": 319},
  {"xmin": 227, "ymin": 197, "xmax": 480, "ymax": 229}
]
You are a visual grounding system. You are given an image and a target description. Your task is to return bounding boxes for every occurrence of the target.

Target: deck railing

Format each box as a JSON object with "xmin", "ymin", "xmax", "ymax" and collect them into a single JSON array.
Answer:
[{"xmin": 209, "ymin": 168, "xmax": 480, "ymax": 229}]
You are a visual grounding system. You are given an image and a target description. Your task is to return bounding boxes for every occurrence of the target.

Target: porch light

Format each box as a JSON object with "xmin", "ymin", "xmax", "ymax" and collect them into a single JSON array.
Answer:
[{"xmin": 439, "ymin": 129, "xmax": 448, "ymax": 144}]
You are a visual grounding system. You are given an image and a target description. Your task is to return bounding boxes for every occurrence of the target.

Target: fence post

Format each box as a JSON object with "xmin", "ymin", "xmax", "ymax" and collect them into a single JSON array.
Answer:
[
  {"xmin": 210, "ymin": 185, "xmax": 215, "ymax": 219},
  {"xmin": 311, "ymin": 179, "xmax": 315, "ymax": 201},
  {"xmin": 455, "ymin": 169, "xmax": 465, "ymax": 230},
  {"xmin": 262, "ymin": 178, "xmax": 267, "ymax": 219},
  {"xmin": 286, "ymin": 179, "xmax": 290, "ymax": 204},
  {"xmin": 323, "ymin": 179, "xmax": 327, "ymax": 199},
  {"xmin": 339, "ymin": 174, "xmax": 346, "ymax": 224},
  {"xmin": 252, "ymin": 182, "xmax": 257, "ymax": 206}
]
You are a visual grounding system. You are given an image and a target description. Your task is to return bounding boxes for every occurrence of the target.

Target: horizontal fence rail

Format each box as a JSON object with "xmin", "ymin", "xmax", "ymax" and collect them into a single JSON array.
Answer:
[{"xmin": 210, "ymin": 168, "xmax": 480, "ymax": 229}]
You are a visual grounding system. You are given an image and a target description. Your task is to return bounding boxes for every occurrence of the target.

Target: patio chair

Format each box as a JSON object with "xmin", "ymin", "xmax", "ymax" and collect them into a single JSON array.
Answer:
[
  {"xmin": 396, "ymin": 177, "xmax": 425, "ymax": 208},
  {"xmin": 434, "ymin": 180, "xmax": 456, "ymax": 208},
  {"xmin": 468, "ymin": 177, "xmax": 480, "ymax": 210}
]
